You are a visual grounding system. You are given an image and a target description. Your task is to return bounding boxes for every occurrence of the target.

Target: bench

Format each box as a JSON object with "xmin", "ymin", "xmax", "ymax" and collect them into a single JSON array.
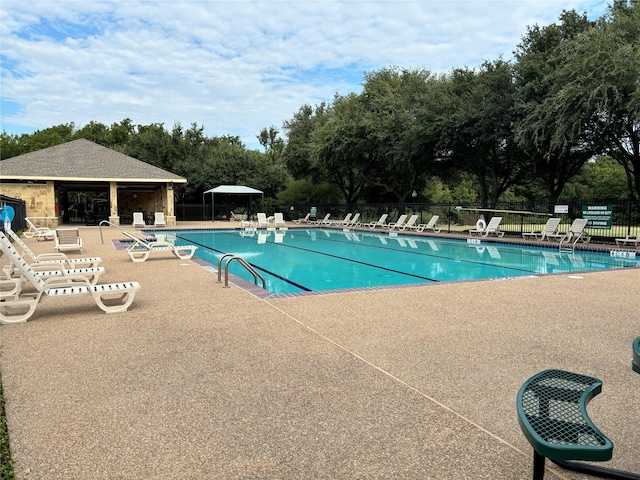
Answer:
[
  {"xmin": 517, "ymin": 369, "xmax": 639, "ymax": 480},
  {"xmin": 634, "ymin": 337, "xmax": 640, "ymax": 374}
]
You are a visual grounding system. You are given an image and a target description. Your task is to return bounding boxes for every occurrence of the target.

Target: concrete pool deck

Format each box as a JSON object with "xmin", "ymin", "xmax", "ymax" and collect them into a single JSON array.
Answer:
[{"xmin": 1, "ymin": 222, "xmax": 638, "ymax": 479}]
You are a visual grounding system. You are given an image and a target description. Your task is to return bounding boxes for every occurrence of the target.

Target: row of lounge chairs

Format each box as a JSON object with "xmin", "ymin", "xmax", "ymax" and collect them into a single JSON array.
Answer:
[
  {"xmin": 25, "ymin": 213, "xmax": 169, "ymax": 233},
  {"xmin": 234, "ymin": 212, "xmax": 287, "ymax": 228},
  {"xmin": 296, "ymin": 213, "xmax": 636, "ymax": 246},
  {"xmin": 291, "ymin": 213, "xmax": 442, "ymax": 233},
  {"xmin": 21, "ymin": 219, "xmax": 86, "ymax": 253},
  {"xmin": 0, "ymin": 221, "xmax": 202, "ymax": 323},
  {"xmin": 133, "ymin": 212, "xmax": 166, "ymax": 228},
  {"xmin": 522, "ymin": 217, "xmax": 591, "ymax": 244},
  {"xmin": 0, "ymin": 230, "xmax": 140, "ymax": 324}
]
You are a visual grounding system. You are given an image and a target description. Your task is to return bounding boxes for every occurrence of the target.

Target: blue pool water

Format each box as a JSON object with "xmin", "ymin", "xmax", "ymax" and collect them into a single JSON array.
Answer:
[{"xmin": 164, "ymin": 229, "xmax": 639, "ymax": 295}]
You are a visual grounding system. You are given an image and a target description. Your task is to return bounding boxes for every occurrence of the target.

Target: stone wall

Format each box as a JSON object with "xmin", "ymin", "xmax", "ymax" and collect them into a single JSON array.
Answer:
[{"xmin": 0, "ymin": 182, "xmax": 60, "ymax": 228}]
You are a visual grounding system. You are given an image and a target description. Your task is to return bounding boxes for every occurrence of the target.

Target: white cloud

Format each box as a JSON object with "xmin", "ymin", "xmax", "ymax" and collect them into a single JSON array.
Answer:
[{"xmin": 0, "ymin": 0, "xmax": 610, "ymax": 149}]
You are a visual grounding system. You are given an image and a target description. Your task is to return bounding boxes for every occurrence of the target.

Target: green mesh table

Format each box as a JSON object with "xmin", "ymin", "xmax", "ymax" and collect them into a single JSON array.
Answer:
[
  {"xmin": 633, "ymin": 337, "xmax": 640, "ymax": 374},
  {"xmin": 517, "ymin": 369, "xmax": 639, "ymax": 480}
]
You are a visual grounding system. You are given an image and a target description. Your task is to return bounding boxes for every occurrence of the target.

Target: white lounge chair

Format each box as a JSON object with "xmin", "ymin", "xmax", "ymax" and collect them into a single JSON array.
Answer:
[
  {"xmin": 470, "ymin": 217, "xmax": 504, "ymax": 237},
  {"xmin": 387, "ymin": 214, "xmax": 407, "ymax": 230},
  {"xmin": 547, "ymin": 218, "xmax": 590, "ymax": 244},
  {"xmin": 400, "ymin": 214, "xmax": 419, "ymax": 231},
  {"xmin": 54, "ymin": 228, "xmax": 84, "ymax": 253},
  {"xmin": 329, "ymin": 213, "xmax": 352, "ymax": 227},
  {"xmin": 153, "ymin": 212, "xmax": 166, "ymax": 227},
  {"xmin": 366, "ymin": 214, "xmax": 388, "ymax": 229},
  {"xmin": 522, "ymin": 217, "xmax": 561, "ymax": 241},
  {"xmin": 122, "ymin": 230, "xmax": 198, "ymax": 263},
  {"xmin": 273, "ymin": 212, "xmax": 286, "ymax": 227},
  {"xmin": 0, "ymin": 232, "xmax": 140, "ymax": 324},
  {"xmin": 415, "ymin": 215, "xmax": 441, "ymax": 233},
  {"xmin": 313, "ymin": 213, "xmax": 331, "ymax": 225},
  {"xmin": 23, "ymin": 218, "xmax": 55, "ymax": 241},
  {"xmin": 132, "ymin": 212, "xmax": 146, "ymax": 228},
  {"xmin": 615, "ymin": 235, "xmax": 640, "ymax": 248},
  {"xmin": 5, "ymin": 228, "xmax": 101, "ymax": 269},
  {"xmin": 294, "ymin": 213, "xmax": 310, "ymax": 224},
  {"xmin": 344, "ymin": 213, "xmax": 360, "ymax": 227},
  {"xmin": 2, "ymin": 235, "xmax": 104, "ymax": 285},
  {"xmin": 256, "ymin": 213, "xmax": 269, "ymax": 228}
]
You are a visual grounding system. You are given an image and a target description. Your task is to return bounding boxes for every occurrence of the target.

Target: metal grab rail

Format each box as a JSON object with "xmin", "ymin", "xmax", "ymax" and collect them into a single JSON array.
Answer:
[
  {"xmin": 217, "ymin": 253, "xmax": 266, "ymax": 289},
  {"xmin": 98, "ymin": 220, "xmax": 139, "ymax": 244}
]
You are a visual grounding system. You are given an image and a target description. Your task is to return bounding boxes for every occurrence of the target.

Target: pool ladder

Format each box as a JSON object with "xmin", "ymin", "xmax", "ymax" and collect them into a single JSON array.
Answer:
[{"xmin": 217, "ymin": 254, "xmax": 266, "ymax": 289}]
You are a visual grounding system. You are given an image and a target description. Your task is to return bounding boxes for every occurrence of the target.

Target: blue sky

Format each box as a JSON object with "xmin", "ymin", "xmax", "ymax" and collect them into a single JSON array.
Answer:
[{"xmin": 1, "ymin": 0, "xmax": 610, "ymax": 150}]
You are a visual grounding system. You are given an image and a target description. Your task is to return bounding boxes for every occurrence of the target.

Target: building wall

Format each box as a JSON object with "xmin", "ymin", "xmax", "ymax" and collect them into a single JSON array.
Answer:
[
  {"xmin": 1, "ymin": 181, "xmax": 176, "ymax": 227},
  {"xmin": 0, "ymin": 182, "xmax": 60, "ymax": 228}
]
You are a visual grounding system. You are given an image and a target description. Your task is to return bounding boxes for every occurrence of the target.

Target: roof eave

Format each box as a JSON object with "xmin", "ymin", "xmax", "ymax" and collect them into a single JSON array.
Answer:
[{"xmin": 0, "ymin": 176, "xmax": 188, "ymax": 183}]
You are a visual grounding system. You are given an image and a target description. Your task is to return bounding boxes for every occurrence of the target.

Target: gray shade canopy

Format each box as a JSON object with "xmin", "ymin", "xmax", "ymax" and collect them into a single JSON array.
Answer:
[{"xmin": 203, "ymin": 185, "xmax": 264, "ymax": 221}]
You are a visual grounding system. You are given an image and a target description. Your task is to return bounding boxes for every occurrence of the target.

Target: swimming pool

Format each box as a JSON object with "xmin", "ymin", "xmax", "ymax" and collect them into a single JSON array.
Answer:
[{"xmin": 164, "ymin": 228, "xmax": 639, "ymax": 295}]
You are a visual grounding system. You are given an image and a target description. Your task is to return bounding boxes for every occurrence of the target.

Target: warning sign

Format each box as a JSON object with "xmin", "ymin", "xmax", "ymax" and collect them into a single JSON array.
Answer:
[{"xmin": 582, "ymin": 205, "xmax": 612, "ymax": 229}]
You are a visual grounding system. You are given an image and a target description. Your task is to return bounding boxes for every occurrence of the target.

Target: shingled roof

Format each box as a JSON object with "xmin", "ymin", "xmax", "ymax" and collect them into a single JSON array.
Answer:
[{"xmin": 0, "ymin": 139, "xmax": 187, "ymax": 183}]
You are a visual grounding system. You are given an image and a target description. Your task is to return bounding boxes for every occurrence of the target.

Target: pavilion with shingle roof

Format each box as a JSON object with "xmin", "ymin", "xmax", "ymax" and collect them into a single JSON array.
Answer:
[{"xmin": 0, "ymin": 139, "xmax": 187, "ymax": 227}]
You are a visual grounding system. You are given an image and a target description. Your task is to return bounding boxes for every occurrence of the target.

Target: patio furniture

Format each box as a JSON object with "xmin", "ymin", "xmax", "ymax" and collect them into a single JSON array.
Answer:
[
  {"xmin": 153, "ymin": 212, "xmax": 167, "ymax": 227},
  {"xmin": 256, "ymin": 213, "xmax": 269, "ymax": 228},
  {"xmin": 122, "ymin": 231, "xmax": 197, "ymax": 263},
  {"xmin": 273, "ymin": 212, "xmax": 286, "ymax": 227},
  {"xmin": 24, "ymin": 218, "xmax": 55, "ymax": 241},
  {"xmin": 633, "ymin": 337, "xmax": 640, "ymax": 374},
  {"xmin": 0, "ymin": 232, "xmax": 140, "ymax": 324},
  {"xmin": 366, "ymin": 214, "xmax": 388, "ymax": 229},
  {"xmin": 470, "ymin": 216, "xmax": 504, "ymax": 237},
  {"xmin": 400, "ymin": 214, "xmax": 419, "ymax": 231},
  {"xmin": 312, "ymin": 213, "xmax": 331, "ymax": 225},
  {"xmin": 546, "ymin": 218, "xmax": 590, "ymax": 244},
  {"xmin": 522, "ymin": 218, "xmax": 561, "ymax": 241},
  {"xmin": 517, "ymin": 369, "xmax": 637, "ymax": 480},
  {"xmin": 294, "ymin": 213, "xmax": 310, "ymax": 224},
  {"xmin": 54, "ymin": 228, "xmax": 84, "ymax": 253},
  {"xmin": 415, "ymin": 215, "xmax": 441, "ymax": 233},
  {"xmin": 387, "ymin": 214, "xmax": 407, "ymax": 230},
  {"xmin": 616, "ymin": 235, "xmax": 640, "ymax": 248},
  {"xmin": 5, "ymin": 228, "xmax": 101, "ymax": 269},
  {"xmin": 132, "ymin": 212, "xmax": 146, "ymax": 229},
  {"xmin": 329, "ymin": 213, "xmax": 352, "ymax": 227}
]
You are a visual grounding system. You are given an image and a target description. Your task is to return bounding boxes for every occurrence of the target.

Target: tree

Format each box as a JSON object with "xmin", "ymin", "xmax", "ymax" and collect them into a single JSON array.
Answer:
[
  {"xmin": 514, "ymin": 10, "xmax": 599, "ymax": 203},
  {"xmin": 311, "ymin": 93, "xmax": 371, "ymax": 205},
  {"xmin": 359, "ymin": 67, "xmax": 443, "ymax": 203},
  {"xmin": 73, "ymin": 121, "xmax": 113, "ymax": 146},
  {"xmin": 258, "ymin": 126, "xmax": 285, "ymax": 166},
  {"xmin": 446, "ymin": 60, "xmax": 531, "ymax": 206},
  {"xmin": 552, "ymin": 0, "xmax": 640, "ymax": 203},
  {"xmin": 282, "ymin": 103, "xmax": 330, "ymax": 181},
  {"xmin": 0, "ymin": 123, "xmax": 75, "ymax": 159}
]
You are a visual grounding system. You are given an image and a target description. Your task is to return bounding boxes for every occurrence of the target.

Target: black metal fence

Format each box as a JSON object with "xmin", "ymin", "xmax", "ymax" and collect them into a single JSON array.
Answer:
[
  {"xmin": 175, "ymin": 199, "xmax": 639, "ymax": 243},
  {"xmin": 0, "ymin": 194, "xmax": 27, "ymax": 233}
]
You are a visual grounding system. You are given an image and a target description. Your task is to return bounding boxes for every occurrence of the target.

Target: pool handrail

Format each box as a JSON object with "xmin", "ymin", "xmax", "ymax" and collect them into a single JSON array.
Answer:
[
  {"xmin": 99, "ymin": 220, "xmax": 145, "ymax": 244},
  {"xmin": 217, "ymin": 253, "xmax": 266, "ymax": 290}
]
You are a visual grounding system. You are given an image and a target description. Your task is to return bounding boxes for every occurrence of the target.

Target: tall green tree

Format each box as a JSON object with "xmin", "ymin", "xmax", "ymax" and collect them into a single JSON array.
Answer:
[
  {"xmin": 552, "ymin": 0, "xmax": 640, "ymax": 203},
  {"xmin": 258, "ymin": 126, "xmax": 285, "ymax": 167},
  {"xmin": 514, "ymin": 10, "xmax": 598, "ymax": 203},
  {"xmin": 359, "ymin": 67, "xmax": 445, "ymax": 202},
  {"xmin": 446, "ymin": 60, "xmax": 530, "ymax": 206},
  {"xmin": 282, "ymin": 103, "xmax": 330, "ymax": 181},
  {"xmin": 1, "ymin": 123, "xmax": 75, "ymax": 159},
  {"xmin": 311, "ymin": 93, "xmax": 371, "ymax": 205}
]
